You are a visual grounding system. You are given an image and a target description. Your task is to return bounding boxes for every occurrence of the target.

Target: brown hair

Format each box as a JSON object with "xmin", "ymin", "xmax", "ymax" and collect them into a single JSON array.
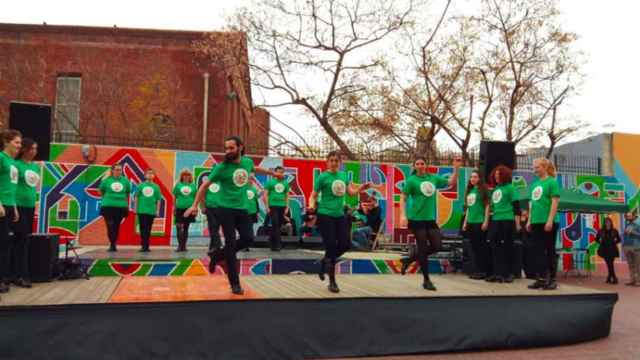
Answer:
[
  {"xmin": 489, "ymin": 165, "xmax": 513, "ymax": 186},
  {"xmin": 17, "ymin": 137, "xmax": 36, "ymax": 160},
  {"xmin": 179, "ymin": 169, "xmax": 193, "ymax": 183},
  {"xmin": 1, "ymin": 129, "xmax": 22, "ymax": 148}
]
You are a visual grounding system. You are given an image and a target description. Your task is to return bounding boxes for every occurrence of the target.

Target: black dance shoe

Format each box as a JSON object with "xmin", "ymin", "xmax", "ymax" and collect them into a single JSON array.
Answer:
[{"xmin": 422, "ymin": 280, "xmax": 437, "ymax": 291}]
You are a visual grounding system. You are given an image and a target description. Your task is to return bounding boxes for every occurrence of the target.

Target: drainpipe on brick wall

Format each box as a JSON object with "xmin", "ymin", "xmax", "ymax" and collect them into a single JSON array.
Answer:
[{"xmin": 202, "ymin": 72, "xmax": 210, "ymax": 152}]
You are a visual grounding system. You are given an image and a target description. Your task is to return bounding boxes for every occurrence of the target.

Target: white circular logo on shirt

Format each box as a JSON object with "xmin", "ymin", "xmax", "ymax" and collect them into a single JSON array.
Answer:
[
  {"xmin": 331, "ymin": 180, "xmax": 346, "ymax": 196},
  {"xmin": 232, "ymin": 169, "xmax": 249, "ymax": 187},
  {"xmin": 274, "ymin": 183, "xmax": 285, "ymax": 193},
  {"xmin": 467, "ymin": 193, "xmax": 477, "ymax": 207},
  {"xmin": 180, "ymin": 186, "xmax": 192, "ymax": 196},
  {"xmin": 492, "ymin": 190, "xmax": 503, "ymax": 204},
  {"xmin": 111, "ymin": 182, "xmax": 124, "ymax": 193},
  {"xmin": 532, "ymin": 186, "xmax": 543, "ymax": 201},
  {"xmin": 247, "ymin": 190, "xmax": 255, "ymax": 200},
  {"xmin": 420, "ymin": 181, "xmax": 435, "ymax": 197},
  {"xmin": 208, "ymin": 183, "xmax": 220, "ymax": 193},
  {"xmin": 9, "ymin": 165, "xmax": 18, "ymax": 184},
  {"xmin": 142, "ymin": 186, "xmax": 154, "ymax": 197},
  {"xmin": 25, "ymin": 170, "xmax": 40, "ymax": 187}
]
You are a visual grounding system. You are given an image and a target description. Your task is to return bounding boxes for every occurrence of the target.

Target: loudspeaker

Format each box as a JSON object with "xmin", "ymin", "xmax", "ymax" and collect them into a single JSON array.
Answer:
[
  {"xmin": 27, "ymin": 233, "xmax": 60, "ymax": 282},
  {"xmin": 9, "ymin": 102, "xmax": 52, "ymax": 161},
  {"xmin": 479, "ymin": 141, "xmax": 516, "ymax": 183}
]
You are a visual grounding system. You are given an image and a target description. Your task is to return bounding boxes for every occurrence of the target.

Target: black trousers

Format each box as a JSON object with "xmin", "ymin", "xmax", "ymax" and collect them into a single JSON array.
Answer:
[
  {"xmin": 205, "ymin": 208, "xmax": 222, "ymax": 250},
  {"xmin": 12, "ymin": 207, "xmax": 35, "ymax": 281},
  {"xmin": 488, "ymin": 220, "xmax": 515, "ymax": 278},
  {"xmin": 408, "ymin": 220, "xmax": 442, "ymax": 279},
  {"xmin": 138, "ymin": 214, "xmax": 155, "ymax": 250},
  {"xmin": 212, "ymin": 208, "xmax": 253, "ymax": 286},
  {"xmin": 531, "ymin": 223, "xmax": 559, "ymax": 280},
  {"xmin": 0, "ymin": 207, "xmax": 18, "ymax": 282},
  {"xmin": 269, "ymin": 206, "xmax": 285, "ymax": 249},
  {"xmin": 467, "ymin": 223, "xmax": 490, "ymax": 275},
  {"xmin": 317, "ymin": 214, "xmax": 350, "ymax": 264},
  {"xmin": 101, "ymin": 207, "xmax": 128, "ymax": 247}
]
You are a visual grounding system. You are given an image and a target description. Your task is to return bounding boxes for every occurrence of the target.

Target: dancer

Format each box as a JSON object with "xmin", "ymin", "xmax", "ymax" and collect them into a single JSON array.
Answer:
[
  {"xmin": 13, "ymin": 137, "xmax": 40, "ymax": 287},
  {"xmin": 462, "ymin": 170, "xmax": 490, "ymax": 280},
  {"xmin": 245, "ymin": 178, "xmax": 260, "ymax": 251},
  {"xmin": 0, "ymin": 130, "xmax": 21, "ymax": 295},
  {"xmin": 134, "ymin": 169, "xmax": 161, "ymax": 252},
  {"xmin": 486, "ymin": 165, "xmax": 521, "ymax": 283},
  {"xmin": 263, "ymin": 166, "xmax": 290, "ymax": 251},
  {"xmin": 184, "ymin": 136, "xmax": 283, "ymax": 295},
  {"xmin": 526, "ymin": 158, "xmax": 560, "ymax": 290},
  {"xmin": 173, "ymin": 169, "xmax": 197, "ymax": 252},
  {"xmin": 204, "ymin": 173, "xmax": 222, "ymax": 251},
  {"xmin": 309, "ymin": 151, "xmax": 372, "ymax": 293},
  {"xmin": 399, "ymin": 156, "xmax": 461, "ymax": 291},
  {"xmin": 99, "ymin": 164, "xmax": 132, "ymax": 252}
]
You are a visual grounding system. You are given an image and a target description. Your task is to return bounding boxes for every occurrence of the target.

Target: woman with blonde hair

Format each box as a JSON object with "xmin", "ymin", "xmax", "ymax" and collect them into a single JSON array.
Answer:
[{"xmin": 526, "ymin": 158, "xmax": 561, "ymax": 290}]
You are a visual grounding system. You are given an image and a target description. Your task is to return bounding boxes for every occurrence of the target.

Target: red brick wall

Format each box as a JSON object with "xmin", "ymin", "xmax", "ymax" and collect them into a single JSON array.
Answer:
[{"xmin": 0, "ymin": 23, "xmax": 269, "ymax": 153}]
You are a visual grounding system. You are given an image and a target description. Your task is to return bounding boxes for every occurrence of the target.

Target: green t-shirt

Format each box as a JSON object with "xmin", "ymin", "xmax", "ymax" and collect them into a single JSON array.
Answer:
[
  {"xmin": 466, "ymin": 186, "xmax": 486, "ymax": 224},
  {"xmin": 15, "ymin": 160, "xmax": 40, "ymax": 208},
  {"xmin": 265, "ymin": 178, "xmax": 289, "ymax": 207},
  {"xmin": 530, "ymin": 177, "xmax": 561, "ymax": 224},
  {"xmin": 0, "ymin": 151, "xmax": 18, "ymax": 206},
  {"xmin": 173, "ymin": 182, "xmax": 196, "ymax": 210},
  {"xmin": 208, "ymin": 157, "xmax": 255, "ymax": 210},
  {"xmin": 314, "ymin": 170, "xmax": 350, "ymax": 217},
  {"xmin": 99, "ymin": 176, "xmax": 132, "ymax": 209},
  {"xmin": 246, "ymin": 185, "xmax": 258, "ymax": 215},
  {"xmin": 135, "ymin": 181, "xmax": 161, "ymax": 216},
  {"xmin": 205, "ymin": 181, "xmax": 221, "ymax": 209},
  {"xmin": 490, "ymin": 183, "xmax": 516, "ymax": 221},
  {"xmin": 402, "ymin": 173, "xmax": 449, "ymax": 221}
]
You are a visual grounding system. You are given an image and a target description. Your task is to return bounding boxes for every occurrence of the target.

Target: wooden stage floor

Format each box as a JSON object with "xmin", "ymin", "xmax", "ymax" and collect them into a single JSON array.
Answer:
[{"xmin": 0, "ymin": 274, "xmax": 607, "ymax": 306}]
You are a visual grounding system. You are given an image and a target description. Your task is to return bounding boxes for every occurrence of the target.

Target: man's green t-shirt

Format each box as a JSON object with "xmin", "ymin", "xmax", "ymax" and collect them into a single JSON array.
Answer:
[
  {"xmin": 265, "ymin": 178, "xmax": 290, "ymax": 207},
  {"xmin": 246, "ymin": 185, "xmax": 258, "ymax": 215},
  {"xmin": 208, "ymin": 157, "xmax": 255, "ymax": 210}
]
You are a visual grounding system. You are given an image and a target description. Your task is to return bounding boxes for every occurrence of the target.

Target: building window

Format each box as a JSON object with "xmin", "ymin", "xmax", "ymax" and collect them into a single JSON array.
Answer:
[{"xmin": 54, "ymin": 76, "xmax": 82, "ymax": 142}]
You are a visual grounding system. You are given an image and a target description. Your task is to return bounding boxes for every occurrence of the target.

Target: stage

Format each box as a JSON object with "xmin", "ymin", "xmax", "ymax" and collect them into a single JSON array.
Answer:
[
  {"xmin": 73, "ymin": 246, "xmax": 458, "ymax": 277},
  {"xmin": 0, "ymin": 271, "xmax": 617, "ymax": 359}
]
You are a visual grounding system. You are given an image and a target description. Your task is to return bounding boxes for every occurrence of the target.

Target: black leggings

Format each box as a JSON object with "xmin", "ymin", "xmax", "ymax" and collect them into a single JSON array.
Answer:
[
  {"xmin": 603, "ymin": 257, "xmax": 617, "ymax": 280},
  {"xmin": 408, "ymin": 220, "xmax": 442, "ymax": 279},
  {"xmin": 138, "ymin": 214, "xmax": 155, "ymax": 250},
  {"xmin": 531, "ymin": 223, "xmax": 559, "ymax": 280},
  {"xmin": 205, "ymin": 208, "xmax": 222, "ymax": 250},
  {"xmin": 0, "ymin": 207, "xmax": 18, "ymax": 282},
  {"xmin": 101, "ymin": 207, "xmax": 128, "ymax": 247},
  {"xmin": 269, "ymin": 206, "xmax": 285, "ymax": 249},
  {"xmin": 317, "ymin": 214, "xmax": 350, "ymax": 264},
  {"xmin": 467, "ymin": 223, "xmax": 490, "ymax": 275},
  {"xmin": 488, "ymin": 220, "xmax": 515, "ymax": 278},
  {"xmin": 212, "ymin": 208, "xmax": 253, "ymax": 286},
  {"xmin": 13, "ymin": 207, "xmax": 34, "ymax": 281}
]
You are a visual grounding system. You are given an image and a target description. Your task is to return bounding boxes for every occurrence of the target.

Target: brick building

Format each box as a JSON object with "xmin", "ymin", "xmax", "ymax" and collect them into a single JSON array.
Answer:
[{"xmin": 0, "ymin": 23, "xmax": 269, "ymax": 154}]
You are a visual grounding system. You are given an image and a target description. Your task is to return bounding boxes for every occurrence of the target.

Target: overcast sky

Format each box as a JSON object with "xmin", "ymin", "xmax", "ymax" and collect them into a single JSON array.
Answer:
[{"xmin": 2, "ymin": 0, "xmax": 638, "ymax": 141}]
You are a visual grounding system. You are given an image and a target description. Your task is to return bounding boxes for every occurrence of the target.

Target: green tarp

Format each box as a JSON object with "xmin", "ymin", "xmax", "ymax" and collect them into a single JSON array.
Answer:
[{"xmin": 515, "ymin": 187, "xmax": 628, "ymax": 213}]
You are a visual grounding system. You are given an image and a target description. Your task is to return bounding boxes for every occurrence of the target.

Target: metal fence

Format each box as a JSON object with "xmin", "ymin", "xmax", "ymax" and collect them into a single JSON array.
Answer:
[{"xmin": 52, "ymin": 133, "xmax": 602, "ymax": 175}]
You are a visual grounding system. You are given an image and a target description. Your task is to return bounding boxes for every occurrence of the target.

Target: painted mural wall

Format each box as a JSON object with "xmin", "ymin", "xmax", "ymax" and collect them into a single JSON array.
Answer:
[{"xmin": 32, "ymin": 143, "xmax": 630, "ymax": 270}]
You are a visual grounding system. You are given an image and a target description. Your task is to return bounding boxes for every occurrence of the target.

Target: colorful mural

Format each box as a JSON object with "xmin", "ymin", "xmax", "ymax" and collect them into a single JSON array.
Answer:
[{"xmin": 34, "ymin": 143, "xmax": 629, "ymax": 272}]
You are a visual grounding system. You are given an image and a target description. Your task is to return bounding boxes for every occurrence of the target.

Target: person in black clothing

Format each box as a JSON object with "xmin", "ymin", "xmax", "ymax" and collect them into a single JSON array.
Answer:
[{"xmin": 596, "ymin": 217, "xmax": 621, "ymax": 284}]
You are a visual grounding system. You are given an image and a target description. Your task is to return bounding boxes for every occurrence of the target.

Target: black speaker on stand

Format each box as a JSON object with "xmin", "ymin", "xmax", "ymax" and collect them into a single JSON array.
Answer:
[
  {"xmin": 28, "ymin": 234, "xmax": 60, "ymax": 282},
  {"xmin": 479, "ymin": 141, "xmax": 516, "ymax": 183}
]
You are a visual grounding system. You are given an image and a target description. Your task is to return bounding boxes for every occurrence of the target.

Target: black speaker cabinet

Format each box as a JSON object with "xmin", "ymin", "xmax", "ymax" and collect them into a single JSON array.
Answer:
[
  {"xmin": 9, "ymin": 102, "xmax": 52, "ymax": 161},
  {"xmin": 479, "ymin": 141, "xmax": 516, "ymax": 183},
  {"xmin": 28, "ymin": 233, "xmax": 60, "ymax": 282}
]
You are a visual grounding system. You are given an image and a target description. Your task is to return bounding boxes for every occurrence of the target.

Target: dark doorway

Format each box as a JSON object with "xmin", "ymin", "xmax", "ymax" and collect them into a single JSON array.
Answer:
[{"xmin": 9, "ymin": 102, "xmax": 52, "ymax": 161}]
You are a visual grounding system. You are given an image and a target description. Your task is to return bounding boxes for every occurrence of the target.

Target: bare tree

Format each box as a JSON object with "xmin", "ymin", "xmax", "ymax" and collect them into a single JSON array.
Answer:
[{"xmin": 203, "ymin": 0, "xmax": 416, "ymax": 160}]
